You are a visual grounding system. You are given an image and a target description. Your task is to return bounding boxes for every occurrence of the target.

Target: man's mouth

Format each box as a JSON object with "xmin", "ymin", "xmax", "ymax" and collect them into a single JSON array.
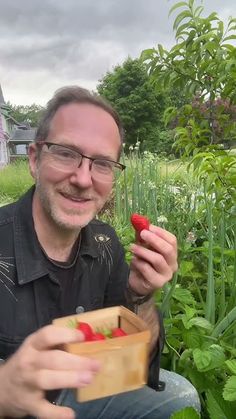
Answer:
[{"xmin": 60, "ymin": 192, "xmax": 92, "ymax": 203}]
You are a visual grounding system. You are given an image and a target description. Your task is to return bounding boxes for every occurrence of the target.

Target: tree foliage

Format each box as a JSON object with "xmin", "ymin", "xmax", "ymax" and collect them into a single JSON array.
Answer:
[
  {"xmin": 97, "ymin": 57, "xmax": 168, "ymax": 153},
  {"xmin": 141, "ymin": 0, "xmax": 236, "ymax": 212},
  {"xmin": 142, "ymin": 1, "xmax": 236, "ymax": 103},
  {"xmin": 7, "ymin": 103, "xmax": 44, "ymax": 127},
  {"xmin": 140, "ymin": 3, "xmax": 236, "ymax": 415}
]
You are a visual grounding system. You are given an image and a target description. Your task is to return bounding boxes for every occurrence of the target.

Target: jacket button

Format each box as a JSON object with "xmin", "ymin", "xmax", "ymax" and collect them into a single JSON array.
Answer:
[{"xmin": 76, "ymin": 306, "xmax": 85, "ymax": 314}]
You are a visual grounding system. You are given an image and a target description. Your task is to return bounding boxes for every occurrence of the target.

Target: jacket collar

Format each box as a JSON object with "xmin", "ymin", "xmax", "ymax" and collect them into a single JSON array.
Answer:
[{"xmin": 13, "ymin": 186, "xmax": 99, "ymax": 285}]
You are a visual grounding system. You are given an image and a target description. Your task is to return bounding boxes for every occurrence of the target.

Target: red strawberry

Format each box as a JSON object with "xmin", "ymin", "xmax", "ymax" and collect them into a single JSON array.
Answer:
[
  {"xmin": 130, "ymin": 213, "xmax": 150, "ymax": 243},
  {"xmin": 91, "ymin": 332, "xmax": 106, "ymax": 341},
  {"xmin": 111, "ymin": 327, "xmax": 127, "ymax": 338},
  {"xmin": 76, "ymin": 321, "xmax": 94, "ymax": 341}
]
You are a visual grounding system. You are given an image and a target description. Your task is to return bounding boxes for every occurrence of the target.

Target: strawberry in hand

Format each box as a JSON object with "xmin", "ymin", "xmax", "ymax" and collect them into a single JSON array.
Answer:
[{"xmin": 130, "ymin": 213, "xmax": 150, "ymax": 243}]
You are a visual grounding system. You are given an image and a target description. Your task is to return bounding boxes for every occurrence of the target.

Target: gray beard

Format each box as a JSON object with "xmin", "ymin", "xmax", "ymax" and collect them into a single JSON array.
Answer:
[{"xmin": 35, "ymin": 179, "xmax": 83, "ymax": 232}]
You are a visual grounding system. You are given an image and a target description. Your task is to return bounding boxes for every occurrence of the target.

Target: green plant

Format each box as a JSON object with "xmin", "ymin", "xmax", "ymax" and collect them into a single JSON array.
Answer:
[
  {"xmin": 102, "ymin": 150, "xmax": 235, "ymax": 418},
  {"xmin": 141, "ymin": 0, "xmax": 236, "ymax": 223},
  {"xmin": 1, "ymin": 152, "xmax": 235, "ymax": 418},
  {"xmin": 0, "ymin": 160, "xmax": 33, "ymax": 202}
]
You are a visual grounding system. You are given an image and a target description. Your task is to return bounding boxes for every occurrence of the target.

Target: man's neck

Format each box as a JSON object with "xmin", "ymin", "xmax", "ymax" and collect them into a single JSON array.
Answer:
[{"xmin": 32, "ymin": 194, "xmax": 81, "ymax": 262}]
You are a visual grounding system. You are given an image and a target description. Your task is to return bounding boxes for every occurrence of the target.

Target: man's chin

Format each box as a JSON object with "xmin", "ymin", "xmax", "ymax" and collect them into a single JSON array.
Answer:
[{"xmin": 52, "ymin": 212, "xmax": 94, "ymax": 231}]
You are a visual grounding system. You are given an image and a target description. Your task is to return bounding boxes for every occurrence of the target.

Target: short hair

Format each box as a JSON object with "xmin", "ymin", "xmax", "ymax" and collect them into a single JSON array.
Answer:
[{"xmin": 35, "ymin": 86, "xmax": 124, "ymax": 157}]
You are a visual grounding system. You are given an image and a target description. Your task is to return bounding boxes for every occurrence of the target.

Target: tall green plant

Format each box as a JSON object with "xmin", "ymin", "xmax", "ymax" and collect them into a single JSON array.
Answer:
[{"xmin": 141, "ymin": 0, "xmax": 236, "ymax": 215}]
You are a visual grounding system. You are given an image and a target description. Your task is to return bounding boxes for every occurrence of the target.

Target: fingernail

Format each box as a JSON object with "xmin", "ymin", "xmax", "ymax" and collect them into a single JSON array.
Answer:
[
  {"xmin": 79, "ymin": 371, "xmax": 93, "ymax": 385},
  {"xmin": 140, "ymin": 229, "xmax": 148, "ymax": 239}
]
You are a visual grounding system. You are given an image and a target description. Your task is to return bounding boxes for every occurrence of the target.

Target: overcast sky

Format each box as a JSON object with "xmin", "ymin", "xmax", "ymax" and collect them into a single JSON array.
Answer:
[{"xmin": 0, "ymin": 0, "xmax": 235, "ymax": 106}]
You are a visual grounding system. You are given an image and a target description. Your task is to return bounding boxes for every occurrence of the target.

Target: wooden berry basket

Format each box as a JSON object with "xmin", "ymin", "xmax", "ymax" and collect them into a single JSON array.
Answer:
[{"xmin": 53, "ymin": 305, "xmax": 151, "ymax": 402}]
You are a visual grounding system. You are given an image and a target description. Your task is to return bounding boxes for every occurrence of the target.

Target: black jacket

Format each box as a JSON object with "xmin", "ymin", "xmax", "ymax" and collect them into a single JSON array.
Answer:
[
  {"xmin": 0, "ymin": 187, "xmax": 130, "ymax": 360},
  {"xmin": 0, "ymin": 187, "xmax": 164, "ymax": 407}
]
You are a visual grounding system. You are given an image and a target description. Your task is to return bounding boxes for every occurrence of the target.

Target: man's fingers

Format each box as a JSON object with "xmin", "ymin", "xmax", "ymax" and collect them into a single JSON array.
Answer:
[
  {"xmin": 35, "ymin": 350, "xmax": 101, "ymax": 372},
  {"xmin": 27, "ymin": 325, "xmax": 84, "ymax": 350},
  {"xmin": 149, "ymin": 224, "xmax": 177, "ymax": 247},
  {"xmin": 34, "ymin": 399, "xmax": 75, "ymax": 419},
  {"xmin": 34, "ymin": 368, "xmax": 97, "ymax": 390},
  {"xmin": 131, "ymin": 240, "xmax": 177, "ymax": 272},
  {"xmin": 131, "ymin": 256, "xmax": 172, "ymax": 289},
  {"xmin": 135, "ymin": 230, "xmax": 178, "ymax": 271}
]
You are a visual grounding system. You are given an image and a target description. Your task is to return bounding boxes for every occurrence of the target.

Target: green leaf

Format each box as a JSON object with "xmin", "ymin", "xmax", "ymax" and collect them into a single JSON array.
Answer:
[
  {"xmin": 193, "ymin": 345, "xmax": 225, "ymax": 372},
  {"xmin": 218, "ymin": 21, "xmax": 224, "ymax": 37},
  {"xmin": 225, "ymin": 360, "xmax": 236, "ymax": 375},
  {"xmin": 206, "ymin": 390, "xmax": 232, "ymax": 419},
  {"xmin": 194, "ymin": 5, "xmax": 204, "ymax": 18},
  {"xmin": 179, "ymin": 260, "xmax": 194, "ymax": 276},
  {"xmin": 223, "ymin": 35, "xmax": 236, "ymax": 42},
  {"xmin": 173, "ymin": 288, "xmax": 196, "ymax": 305},
  {"xmin": 182, "ymin": 327, "xmax": 203, "ymax": 349},
  {"xmin": 228, "ymin": 17, "xmax": 236, "ymax": 27},
  {"xmin": 211, "ymin": 307, "xmax": 236, "ymax": 338},
  {"xmin": 222, "ymin": 44, "xmax": 235, "ymax": 52},
  {"xmin": 158, "ymin": 44, "xmax": 165, "ymax": 58},
  {"xmin": 223, "ymin": 376, "xmax": 236, "ymax": 401},
  {"xmin": 168, "ymin": 2, "xmax": 188, "ymax": 18},
  {"xmin": 188, "ymin": 317, "xmax": 212, "ymax": 331},
  {"xmin": 207, "ymin": 12, "xmax": 219, "ymax": 22},
  {"xmin": 170, "ymin": 406, "xmax": 200, "ymax": 419},
  {"xmin": 173, "ymin": 11, "xmax": 193, "ymax": 31},
  {"xmin": 176, "ymin": 22, "xmax": 191, "ymax": 39},
  {"xmin": 140, "ymin": 48, "xmax": 156, "ymax": 61},
  {"xmin": 193, "ymin": 348, "xmax": 211, "ymax": 371},
  {"xmin": 204, "ymin": 41, "xmax": 217, "ymax": 55},
  {"xmin": 184, "ymin": 305, "xmax": 196, "ymax": 320}
]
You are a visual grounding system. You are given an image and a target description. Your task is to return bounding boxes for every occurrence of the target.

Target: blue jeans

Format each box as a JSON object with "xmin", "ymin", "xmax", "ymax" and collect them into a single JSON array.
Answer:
[{"xmin": 56, "ymin": 369, "xmax": 201, "ymax": 418}]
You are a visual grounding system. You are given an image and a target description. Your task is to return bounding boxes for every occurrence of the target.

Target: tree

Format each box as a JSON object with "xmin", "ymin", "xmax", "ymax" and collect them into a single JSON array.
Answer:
[
  {"xmin": 141, "ymin": 0, "xmax": 236, "ymax": 210},
  {"xmin": 141, "ymin": 0, "xmax": 236, "ymax": 154},
  {"xmin": 141, "ymin": 3, "xmax": 236, "ymax": 415},
  {"xmin": 97, "ymin": 58, "xmax": 168, "ymax": 152},
  {"xmin": 7, "ymin": 103, "xmax": 44, "ymax": 127}
]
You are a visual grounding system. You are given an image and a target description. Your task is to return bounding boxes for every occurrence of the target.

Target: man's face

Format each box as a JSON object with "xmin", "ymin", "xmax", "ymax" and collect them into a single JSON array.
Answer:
[{"xmin": 29, "ymin": 103, "xmax": 121, "ymax": 231}]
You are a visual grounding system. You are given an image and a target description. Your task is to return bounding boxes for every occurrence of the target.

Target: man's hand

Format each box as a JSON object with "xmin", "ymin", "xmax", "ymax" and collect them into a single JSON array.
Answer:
[
  {"xmin": 129, "ymin": 224, "xmax": 178, "ymax": 296},
  {"xmin": 0, "ymin": 325, "xmax": 100, "ymax": 419}
]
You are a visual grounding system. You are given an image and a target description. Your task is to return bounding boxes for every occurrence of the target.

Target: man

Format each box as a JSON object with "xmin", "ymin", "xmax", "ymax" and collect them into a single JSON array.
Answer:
[{"xmin": 0, "ymin": 86, "xmax": 200, "ymax": 418}]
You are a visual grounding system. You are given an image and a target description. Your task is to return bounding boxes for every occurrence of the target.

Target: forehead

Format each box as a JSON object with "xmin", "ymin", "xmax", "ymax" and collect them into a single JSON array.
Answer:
[{"xmin": 49, "ymin": 103, "xmax": 121, "ymax": 146}]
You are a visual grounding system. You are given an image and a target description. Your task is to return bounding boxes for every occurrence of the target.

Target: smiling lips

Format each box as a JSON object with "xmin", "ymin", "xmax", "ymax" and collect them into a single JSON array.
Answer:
[{"xmin": 60, "ymin": 191, "xmax": 93, "ymax": 204}]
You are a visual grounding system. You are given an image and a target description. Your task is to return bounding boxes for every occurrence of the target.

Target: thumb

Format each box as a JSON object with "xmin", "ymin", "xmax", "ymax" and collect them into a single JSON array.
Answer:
[{"xmin": 34, "ymin": 399, "xmax": 75, "ymax": 419}]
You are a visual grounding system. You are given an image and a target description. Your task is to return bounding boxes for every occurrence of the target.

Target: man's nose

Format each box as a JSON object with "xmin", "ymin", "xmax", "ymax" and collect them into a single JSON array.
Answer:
[{"xmin": 69, "ymin": 158, "xmax": 93, "ymax": 187}]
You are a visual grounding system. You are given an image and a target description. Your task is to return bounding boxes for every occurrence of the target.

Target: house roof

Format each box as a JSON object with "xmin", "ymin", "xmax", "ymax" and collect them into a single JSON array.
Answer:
[
  {"xmin": 10, "ymin": 127, "xmax": 36, "ymax": 143},
  {"xmin": 0, "ymin": 84, "xmax": 5, "ymax": 105}
]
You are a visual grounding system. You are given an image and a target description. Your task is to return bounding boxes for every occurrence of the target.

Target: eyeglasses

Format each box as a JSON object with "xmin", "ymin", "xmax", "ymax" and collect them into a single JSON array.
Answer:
[{"xmin": 37, "ymin": 141, "xmax": 126, "ymax": 183}]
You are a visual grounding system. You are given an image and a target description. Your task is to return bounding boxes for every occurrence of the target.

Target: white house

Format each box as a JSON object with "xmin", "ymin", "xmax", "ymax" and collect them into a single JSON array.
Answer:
[
  {"xmin": 0, "ymin": 85, "xmax": 36, "ymax": 166},
  {"xmin": 0, "ymin": 85, "xmax": 9, "ymax": 167}
]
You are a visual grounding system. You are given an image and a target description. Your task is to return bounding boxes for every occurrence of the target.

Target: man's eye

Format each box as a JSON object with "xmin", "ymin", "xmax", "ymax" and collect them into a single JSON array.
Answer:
[
  {"xmin": 94, "ymin": 160, "xmax": 113, "ymax": 171},
  {"xmin": 52, "ymin": 147, "xmax": 76, "ymax": 159}
]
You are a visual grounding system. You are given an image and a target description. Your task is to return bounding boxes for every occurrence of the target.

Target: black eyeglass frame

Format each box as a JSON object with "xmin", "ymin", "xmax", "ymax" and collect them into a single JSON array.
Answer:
[{"xmin": 36, "ymin": 141, "xmax": 126, "ymax": 172}]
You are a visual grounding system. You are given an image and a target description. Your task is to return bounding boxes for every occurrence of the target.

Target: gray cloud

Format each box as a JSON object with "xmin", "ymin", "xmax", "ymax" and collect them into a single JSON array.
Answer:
[{"xmin": 0, "ymin": 0, "xmax": 235, "ymax": 104}]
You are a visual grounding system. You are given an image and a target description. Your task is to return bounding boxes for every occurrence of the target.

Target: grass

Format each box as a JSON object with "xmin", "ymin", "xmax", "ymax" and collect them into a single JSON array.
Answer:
[{"xmin": 0, "ymin": 160, "xmax": 33, "ymax": 202}]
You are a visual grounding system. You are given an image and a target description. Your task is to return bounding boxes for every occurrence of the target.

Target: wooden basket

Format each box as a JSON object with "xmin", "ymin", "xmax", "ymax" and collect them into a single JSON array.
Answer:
[{"xmin": 53, "ymin": 306, "xmax": 151, "ymax": 401}]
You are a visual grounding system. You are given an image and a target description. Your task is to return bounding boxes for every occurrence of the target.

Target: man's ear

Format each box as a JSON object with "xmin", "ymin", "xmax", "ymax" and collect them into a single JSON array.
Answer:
[{"xmin": 28, "ymin": 143, "xmax": 38, "ymax": 180}]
